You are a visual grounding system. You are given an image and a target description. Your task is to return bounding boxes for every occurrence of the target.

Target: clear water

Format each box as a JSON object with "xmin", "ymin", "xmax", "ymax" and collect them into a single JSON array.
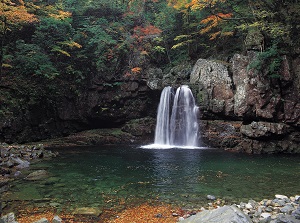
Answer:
[{"xmin": 4, "ymin": 145, "xmax": 300, "ymax": 211}]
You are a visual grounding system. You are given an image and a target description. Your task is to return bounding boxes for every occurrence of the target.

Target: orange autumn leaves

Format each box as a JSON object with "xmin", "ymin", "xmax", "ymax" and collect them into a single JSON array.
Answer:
[
  {"xmin": 200, "ymin": 13, "xmax": 233, "ymax": 40},
  {"xmin": 168, "ymin": 0, "xmax": 234, "ymax": 40},
  {"xmin": 0, "ymin": 0, "xmax": 38, "ymax": 28},
  {"xmin": 109, "ymin": 203, "xmax": 182, "ymax": 223}
]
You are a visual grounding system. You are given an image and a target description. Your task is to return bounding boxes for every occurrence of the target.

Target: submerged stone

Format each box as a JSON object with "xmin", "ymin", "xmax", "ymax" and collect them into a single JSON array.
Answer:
[
  {"xmin": 26, "ymin": 170, "xmax": 49, "ymax": 181},
  {"xmin": 73, "ymin": 207, "xmax": 102, "ymax": 217}
]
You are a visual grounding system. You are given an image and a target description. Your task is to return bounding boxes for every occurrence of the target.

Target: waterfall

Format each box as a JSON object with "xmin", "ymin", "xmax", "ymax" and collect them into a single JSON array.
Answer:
[{"xmin": 153, "ymin": 85, "xmax": 199, "ymax": 147}]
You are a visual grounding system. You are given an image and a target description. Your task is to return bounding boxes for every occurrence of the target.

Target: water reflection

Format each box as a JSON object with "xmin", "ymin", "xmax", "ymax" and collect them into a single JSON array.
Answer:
[{"xmin": 3, "ymin": 145, "xmax": 300, "ymax": 211}]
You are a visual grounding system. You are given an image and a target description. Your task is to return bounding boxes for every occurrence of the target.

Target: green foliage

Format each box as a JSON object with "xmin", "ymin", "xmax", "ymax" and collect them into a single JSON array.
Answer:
[
  {"xmin": 248, "ymin": 41, "xmax": 282, "ymax": 78},
  {"xmin": 33, "ymin": 17, "xmax": 74, "ymax": 53},
  {"xmin": 14, "ymin": 40, "xmax": 58, "ymax": 79}
]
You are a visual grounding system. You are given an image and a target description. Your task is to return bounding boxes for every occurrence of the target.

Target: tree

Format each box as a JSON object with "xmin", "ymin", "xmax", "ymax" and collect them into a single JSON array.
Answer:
[{"xmin": 0, "ymin": 0, "xmax": 38, "ymax": 79}]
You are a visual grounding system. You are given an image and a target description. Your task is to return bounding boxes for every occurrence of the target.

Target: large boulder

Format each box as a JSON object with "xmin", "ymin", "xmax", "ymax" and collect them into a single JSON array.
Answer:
[
  {"xmin": 190, "ymin": 59, "xmax": 234, "ymax": 116},
  {"xmin": 180, "ymin": 205, "xmax": 252, "ymax": 223}
]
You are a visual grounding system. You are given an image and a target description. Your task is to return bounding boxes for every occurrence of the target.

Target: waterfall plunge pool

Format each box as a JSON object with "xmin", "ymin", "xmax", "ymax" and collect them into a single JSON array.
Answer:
[{"xmin": 3, "ymin": 145, "xmax": 300, "ymax": 213}]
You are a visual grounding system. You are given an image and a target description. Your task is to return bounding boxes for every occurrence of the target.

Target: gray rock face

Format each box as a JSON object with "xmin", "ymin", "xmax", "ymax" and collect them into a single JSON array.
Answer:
[
  {"xmin": 190, "ymin": 54, "xmax": 300, "ymax": 153},
  {"xmin": 190, "ymin": 59, "xmax": 234, "ymax": 115},
  {"xmin": 232, "ymin": 52, "xmax": 282, "ymax": 120},
  {"xmin": 180, "ymin": 205, "xmax": 252, "ymax": 223},
  {"xmin": 146, "ymin": 68, "xmax": 163, "ymax": 90},
  {"xmin": 240, "ymin": 122, "xmax": 290, "ymax": 138}
]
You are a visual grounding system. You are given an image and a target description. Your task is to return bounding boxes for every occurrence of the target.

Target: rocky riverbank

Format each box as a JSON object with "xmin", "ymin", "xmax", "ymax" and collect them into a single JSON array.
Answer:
[
  {"xmin": 0, "ymin": 194, "xmax": 299, "ymax": 222},
  {"xmin": 0, "ymin": 143, "xmax": 57, "ymax": 215},
  {"xmin": 180, "ymin": 194, "xmax": 300, "ymax": 223}
]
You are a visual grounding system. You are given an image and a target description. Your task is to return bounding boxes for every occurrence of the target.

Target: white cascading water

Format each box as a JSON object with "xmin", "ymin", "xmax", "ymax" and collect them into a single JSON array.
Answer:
[
  {"xmin": 153, "ymin": 85, "xmax": 199, "ymax": 148},
  {"xmin": 154, "ymin": 86, "xmax": 172, "ymax": 145}
]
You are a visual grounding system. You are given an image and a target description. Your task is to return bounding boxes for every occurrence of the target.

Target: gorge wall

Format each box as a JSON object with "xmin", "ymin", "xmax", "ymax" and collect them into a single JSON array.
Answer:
[
  {"xmin": 190, "ymin": 52, "xmax": 300, "ymax": 153},
  {"xmin": 0, "ymin": 74, "xmax": 159, "ymax": 143},
  {"xmin": 0, "ymin": 51, "xmax": 299, "ymax": 153},
  {"xmin": 147, "ymin": 51, "xmax": 300, "ymax": 153}
]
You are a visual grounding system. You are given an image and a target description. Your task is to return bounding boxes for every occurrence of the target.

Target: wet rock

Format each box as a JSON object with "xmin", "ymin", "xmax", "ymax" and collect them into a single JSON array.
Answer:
[
  {"xmin": 73, "ymin": 207, "xmax": 102, "ymax": 217},
  {"xmin": 26, "ymin": 170, "xmax": 49, "ymax": 181},
  {"xmin": 181, "ymin": 205, "xmax": 252, "ymax": 223}
]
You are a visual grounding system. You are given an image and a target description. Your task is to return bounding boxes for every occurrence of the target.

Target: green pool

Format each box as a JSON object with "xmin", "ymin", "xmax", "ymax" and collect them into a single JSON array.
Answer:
[{"xmin": 3, "ymin": 145, "xmax": 300, "ymax": 212}]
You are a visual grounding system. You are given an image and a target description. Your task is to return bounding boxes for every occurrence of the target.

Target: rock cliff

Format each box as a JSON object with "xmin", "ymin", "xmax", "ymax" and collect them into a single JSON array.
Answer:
[
  {"xmin": 190, "ymin": 52, "xmax": 300, "ymax": 153},
  {"xmin": 0, "ymin": 51, "xmax": 299, "ymax": 153}
]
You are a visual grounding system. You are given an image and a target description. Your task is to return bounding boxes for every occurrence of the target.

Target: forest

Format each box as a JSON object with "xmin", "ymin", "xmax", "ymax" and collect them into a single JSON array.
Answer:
[
  {"xmin": 0, "ymin": 0, "xmax": 300, "ymax": 143},
  {"xmin": 1, "ymin": 0, "xmax": 300, "ymax": 83}
]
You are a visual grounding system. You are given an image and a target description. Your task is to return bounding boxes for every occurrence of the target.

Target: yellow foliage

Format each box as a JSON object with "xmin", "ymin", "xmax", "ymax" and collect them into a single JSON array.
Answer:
[
  {"xmin": 48, "ymin": 10, "xmax": 72, "ymax": 20},
  {"xmin": 51, "ymin": 47, "xmax": 71, "ymax": 57},
  {"xmin": 59, "ymin": 41, "xmax": 82, "ymax": 49},
  {"xmin": 2, "ymin": 63, "xmax": 13, "ymax": 68}
]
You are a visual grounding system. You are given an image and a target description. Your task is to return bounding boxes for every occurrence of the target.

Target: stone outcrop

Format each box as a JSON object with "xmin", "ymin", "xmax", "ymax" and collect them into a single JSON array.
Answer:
[
  {"xmin": 190, "ymin": 59, "xmax": 234, "ymax": 116},
  {"xmin": 191, "ymin": 53, "xmax": 300, "ymax": 153},
  {"xmin": 240, "ymin": 122, "xmax": 290, "ymax": 138},
  {"xmin": 146, "ymin": 63, "xmax": 193, "ymax": 90}
]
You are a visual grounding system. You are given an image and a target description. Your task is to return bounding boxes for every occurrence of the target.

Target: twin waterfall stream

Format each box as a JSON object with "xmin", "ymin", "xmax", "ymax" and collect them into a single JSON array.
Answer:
[{"xmin": 143, "ymin": 85, "xmax": 200, "ymax": 149}]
